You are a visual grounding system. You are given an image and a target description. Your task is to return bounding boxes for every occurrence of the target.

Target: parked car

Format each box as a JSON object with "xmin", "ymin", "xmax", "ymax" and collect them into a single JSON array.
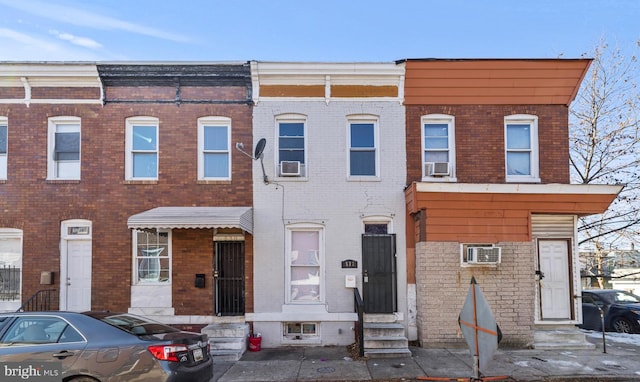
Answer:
[
  {"xmin": 579, "ymin": 289, "xmax": 640, "ymax": 334},
  {"xmin": 0, "ymin": 311, "xmax": 212, "ymax": 381}
]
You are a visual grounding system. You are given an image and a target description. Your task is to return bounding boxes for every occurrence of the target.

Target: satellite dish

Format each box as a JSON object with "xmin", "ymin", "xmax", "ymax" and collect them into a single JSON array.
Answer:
[{"xmin": 254, "ymin": 138, "xmax": 266, "ymax": 159}]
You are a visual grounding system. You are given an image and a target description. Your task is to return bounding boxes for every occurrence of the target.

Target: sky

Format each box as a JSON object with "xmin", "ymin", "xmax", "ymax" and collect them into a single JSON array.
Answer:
[{"xmin": 0, "ymin": 0, "xmax": 638, "ymax": 62}]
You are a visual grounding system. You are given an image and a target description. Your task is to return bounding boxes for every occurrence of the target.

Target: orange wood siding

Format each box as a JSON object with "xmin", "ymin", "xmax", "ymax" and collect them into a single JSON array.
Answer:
[
  {"xmin": 404, "ymin": 59, "xmax": 591, "ymax": 106},
  {"xmin": 259, "ymin": 85, "xmax": 324, "ymax": 97},
  {"xmin": 331, "ymin": 85, "xmax": 398, "ymax": 97},
  {"xmin": 405, "ymin": 184, "xmax": 618, "ymax": 242}
]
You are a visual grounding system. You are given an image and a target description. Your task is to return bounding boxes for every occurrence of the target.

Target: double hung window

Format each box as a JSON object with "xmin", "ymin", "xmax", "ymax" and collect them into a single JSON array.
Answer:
[
  {"xmin": 286, "ymin": 224, "xmax": 323, "ymax": 303},
  {"xmin": 277, "ymin": 115, "xmax": 306, "ymax": 177},
  {"xmin": 505, "ymin": 115, "xmax": 539, "ymax": 182},
  {"xmin": 348, "ymin": 116, "xmax": 378, "ymax": 178},
  {"xmin": 133, "ymin": 229, "xmax": 170, "ymax": 284},
  {"xmin": 48, "ymin": 117, "xmax": 80, "ymax": 180},
  {"xmin": 198, "ymin": 117, "xmax": 231, "ymax": 180},
  {"xmin": 0, "ymin": 117, "xmax": 6, "ymax": 180},
  {"xmin": 126, "ymin": 117, "xmax": 159, "ymax": 180},
  {"xmin": 422, "ymin": 115, "xmax": 455, "ymax": 179}
]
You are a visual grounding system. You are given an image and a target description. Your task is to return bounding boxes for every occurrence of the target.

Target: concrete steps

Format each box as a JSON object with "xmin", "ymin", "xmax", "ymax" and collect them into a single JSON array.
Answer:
[
  {"xmin": 201, "ymin": 322, "xmax": 250, "ymax": 361},
  {"xmin": 533, "ymin": 325, "xmax": 595, "ymax": 350},
  {"xmin": 363, "ymin": 314, "xmax": 411, "ymax": 358}
]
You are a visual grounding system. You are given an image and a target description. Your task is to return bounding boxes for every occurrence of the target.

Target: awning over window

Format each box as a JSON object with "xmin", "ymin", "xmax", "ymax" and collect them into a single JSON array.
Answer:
[{"xmin": 127, "ymin": 207, "xmax": 253, "ymax": 233}]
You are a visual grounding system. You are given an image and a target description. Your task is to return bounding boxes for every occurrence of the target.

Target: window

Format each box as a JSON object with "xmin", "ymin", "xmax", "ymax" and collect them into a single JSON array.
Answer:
[
  {"xmin": 348, "ymin": 116, "xmax": 378, "ymax": 178},
  {"xmin": 133, "ymin": 229, "xmax": 170, "ymax": 284},
  {"xmin": 284, "ymin": 322, "xmax": 318, "ymax": 340},
  {"xmin": 0, "ymin": 229, "xmax": 22, "ymax": 302},
  {"xmin": 198, "ymin": 117, "xmax": 231, "ymax": 180},
  {"xmin": 505, "ymin": 115, "xmax": 539, "ymax": 182},
  {"xmin": 47, "ymin": 117, "xmax": 80, "ymax": 180},
  {"xmin": 0, "ymin": 117, "xmax": 6, "ymax": 180},
  {"xmin": 286, "ymin": 224, "xmax": 323, "ymax": 303},
  {"xmin": 277, "ymin": 115, "xmax": 306, "ymax": 177},
  {"xmin": 126, "ymin": 117, "xmax": 159, "ymax": 180},
  {"xmin": 0, "ymin": 316, "xmax": 84, "ymax": 344},
  {"xmin": 422, "ymin": 114, "xmax": 455, "ymax": 179}
]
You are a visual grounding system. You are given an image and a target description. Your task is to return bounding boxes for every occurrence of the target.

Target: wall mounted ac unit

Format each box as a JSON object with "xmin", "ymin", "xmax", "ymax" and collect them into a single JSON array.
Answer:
[
  {"xmin": 425, "ymin": 162, "xmax": 450, "ymax": 176},
  {"xmin": 466, "ymin": 246, "xmax": 501, "ymax": 264},
  {"xmin": 280, "ymin": 161, "xmax": 301, "ymax": 176}
]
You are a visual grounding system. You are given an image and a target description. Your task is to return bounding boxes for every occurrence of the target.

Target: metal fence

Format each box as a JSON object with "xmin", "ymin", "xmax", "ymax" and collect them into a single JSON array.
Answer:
[{"xmin": 0, "ymin": 265, "xmax": 20, "ymax": 301}]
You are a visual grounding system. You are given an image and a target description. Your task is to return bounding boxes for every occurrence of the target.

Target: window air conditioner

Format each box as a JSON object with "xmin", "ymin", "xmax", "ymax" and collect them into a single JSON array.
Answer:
[
  {"xmin": 466, "ymin": 246, "xmax": 501, "ymax": 264},
  {"xmin": 425, "ymin": 162, "xmax": 450, "ymax": 176},
  {"xmin": 280, "ymin": 161, "xmax": 301, "ymax": 176}
]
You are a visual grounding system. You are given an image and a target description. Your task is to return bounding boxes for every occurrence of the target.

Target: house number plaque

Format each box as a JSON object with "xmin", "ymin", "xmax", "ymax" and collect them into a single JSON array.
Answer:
[{"xmin": 341, "ymin": 259, "xmax": 358, "ymax": 269}]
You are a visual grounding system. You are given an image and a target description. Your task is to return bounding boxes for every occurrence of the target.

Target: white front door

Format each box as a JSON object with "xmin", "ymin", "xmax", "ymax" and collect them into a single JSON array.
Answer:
[
  {"xmin": 538, "ymin": 239, "xmax": 571, "ymax": 320},
  {"xmin": 66, "ymin": 240, "xmax": 92, "ymax": 311}
]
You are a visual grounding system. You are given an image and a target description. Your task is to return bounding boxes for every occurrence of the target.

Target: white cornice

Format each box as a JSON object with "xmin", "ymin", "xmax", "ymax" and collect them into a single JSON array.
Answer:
[
  {"xmin": 414, "ymin": 182, "xmax": 623, "ymax": 195},
  {"xmin": 0, "ymin": 63, "xmax": 101, "ymax": 87}
]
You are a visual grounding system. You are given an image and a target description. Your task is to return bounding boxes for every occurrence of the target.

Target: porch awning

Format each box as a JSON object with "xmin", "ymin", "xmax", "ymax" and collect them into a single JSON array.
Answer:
[{"xmin": 127, "ymin": 207, "xmax": 253, "ymax": 234}]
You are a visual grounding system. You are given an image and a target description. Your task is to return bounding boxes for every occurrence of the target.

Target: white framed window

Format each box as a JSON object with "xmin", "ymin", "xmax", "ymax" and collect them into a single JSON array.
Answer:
[
  {"xmin": 505, "ymin": 115, "xmax": 539, "ymax": 182},
  {"xmin": 422, "ymin": 114, "xmax": 455, "ymax": 180},
  {"xmin": 276, "ymin": 114, "xmax": 306, "ymax": 177},
  {"xmin": 47, "ymin": 116, "xmax": 80, "ymax": 180},
  {"xmin": 0, "ymin": 228, "xmax": 23, "ymax": 302},
  {"xmin": 133, "ymin": 229, "xmax": 171, "ymax": 284},
  {"xmin": 286, "ymin": 223, "xmax": 324, "ymax": 304},
  {"xmin": 126, "ymin": 117, "xmax": 159, "ymax": 180},
  {"xmin": 348, "ymin": 115, "xmax": 379, "ymax": 179},
  {"xmin": 283, "ymin": 322, "xmax": 319, "ymax": 341},
  {"xmin": 0, "ymin": 117, "xmax": 7, "ymax": 180},
  {"xmin": 198, "ymin": 116, "xmax": 231, "ymax": 180}
]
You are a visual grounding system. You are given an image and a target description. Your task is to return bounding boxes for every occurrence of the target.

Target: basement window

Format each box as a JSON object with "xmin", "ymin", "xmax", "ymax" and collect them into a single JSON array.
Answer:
[{"xmin": 284, "ymin": 322, "xmax": 318, "ymax": 341}]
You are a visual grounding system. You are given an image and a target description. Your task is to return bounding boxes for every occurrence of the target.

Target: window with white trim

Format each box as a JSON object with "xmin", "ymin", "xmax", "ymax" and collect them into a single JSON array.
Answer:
[
  {"xmin": 126, "ymin": 117, "xmax": 159, "ymax": 180},
  {"xmin": 422, "ymin": 114, "xmax": 455, "ymax": 179},
  {"xmin": 47, "ymin": 117, "xmax": 80, "ymax": 180},
  {"xmin": 276, "ymin": 115, "xmax": 306, "ymax": 177},
  {"xmin": 0, "ymin": 228, "xmax": 22, "ymax": 301},
  {"xmin": 198, "ymin": 116, "xmax": 231, "ymax": 180},
  {"xmin": 0, "ymin": 117, "xmax": 7, "ymax": 180},
  {"xmin": 286, "ymin": 224, "xmax": 324, "ymax": 303},
  {"xmin": 505, "ymin": 115, "xmax": 539, "ymax": 182},
  {"xmin": 284, "ymin": 322, "xmax": 319, "ymax": 340},
  {"xmin": 348, "ymin": 116, "xmax": 378, "ymax": 178},
  {"xmin": 133, "ymin": 229, "xmax": 171, "ymax": 284}
]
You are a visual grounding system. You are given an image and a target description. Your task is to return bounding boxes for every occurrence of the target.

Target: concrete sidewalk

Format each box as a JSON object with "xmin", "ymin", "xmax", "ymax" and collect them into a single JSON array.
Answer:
[{"xmin": 212, "ymin": 338, "xmax": 640, "ymax": 382}]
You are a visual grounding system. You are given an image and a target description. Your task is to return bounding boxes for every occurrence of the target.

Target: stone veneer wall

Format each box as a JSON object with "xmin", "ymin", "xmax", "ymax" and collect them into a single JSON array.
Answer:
[{"xmin": 415, "ymin": 241, "xmax": 536, "ymax": 348}]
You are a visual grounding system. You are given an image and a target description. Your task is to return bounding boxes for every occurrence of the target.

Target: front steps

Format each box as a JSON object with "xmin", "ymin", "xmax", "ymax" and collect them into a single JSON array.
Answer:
[
  {"xmin": 533, "ymin": 325, "xmax": 595, "ymax": 350},
  {"xmin": 363, "ymin": 314, "xmax": 411, "ymax": 358},
  {"xmin": 201, "ymin": 322, "xmax": 250, "ymax": 361}
]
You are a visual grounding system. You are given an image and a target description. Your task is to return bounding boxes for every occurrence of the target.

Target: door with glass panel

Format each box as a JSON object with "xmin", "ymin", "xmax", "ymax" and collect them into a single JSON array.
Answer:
[{"xmin": 214, "ymin": 242, "xmax": 245, "ymax": 316}]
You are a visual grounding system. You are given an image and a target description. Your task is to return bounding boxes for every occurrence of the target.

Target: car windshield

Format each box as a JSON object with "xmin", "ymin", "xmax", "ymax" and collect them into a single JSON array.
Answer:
[
  {"xmin": 89, "ymin": 313, "xmax": 179, "ymax": 335},
  {"xmin": 612, "ymin": 291, "xmax": 640, "ymax": 304}
]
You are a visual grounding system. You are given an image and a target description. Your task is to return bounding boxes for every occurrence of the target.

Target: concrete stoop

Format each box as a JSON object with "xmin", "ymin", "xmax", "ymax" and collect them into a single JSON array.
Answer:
[
  {"xmin": 201, "ymin": 322, "xmax": 250, "ymax": 362},
  {"xmin": 363, "ymin": 314, "xmax": 411, "ymax": 358},
  {"xmin": 533, "ymin": 326, "xmax": 596, "ymax": 350}
]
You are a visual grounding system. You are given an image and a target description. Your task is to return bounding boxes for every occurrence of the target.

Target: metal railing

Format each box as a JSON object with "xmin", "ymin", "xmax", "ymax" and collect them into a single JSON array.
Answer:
[
  {"xmin": 353, "ymin": 287, "xmax": 364, "ymax": 357},
  {"xmin": 17, "ymin": 289, "xmax": 58, "ymax": 312}
]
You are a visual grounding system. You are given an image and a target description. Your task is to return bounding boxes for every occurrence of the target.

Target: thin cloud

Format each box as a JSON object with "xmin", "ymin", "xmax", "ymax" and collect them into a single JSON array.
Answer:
[
  {"xmin": 49, "ymin": 29, "xmax": 102, "ymax": 49},
  {"xmin": 0, "ymin": 28, "xmax": 58, "ymax": 51},
  {"xmin": 0, "ymin": 0, "xmax": 190, "ymax": 43}
]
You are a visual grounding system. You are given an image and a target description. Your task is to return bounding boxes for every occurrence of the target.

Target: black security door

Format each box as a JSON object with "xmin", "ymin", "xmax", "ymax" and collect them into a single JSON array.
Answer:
[
  {"xmin": 214, "ymin": 242, "xmax": 245, "ymax": 316},
  {"xmin": 362, "ymin": 234, "xmax": 396, "ymax": 313}
]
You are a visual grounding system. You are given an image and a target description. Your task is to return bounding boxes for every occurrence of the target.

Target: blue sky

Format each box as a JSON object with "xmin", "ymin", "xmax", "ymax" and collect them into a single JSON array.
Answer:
[{"xmin": 0, "ymin": 0, "xmax": 638, "ymax": 62}]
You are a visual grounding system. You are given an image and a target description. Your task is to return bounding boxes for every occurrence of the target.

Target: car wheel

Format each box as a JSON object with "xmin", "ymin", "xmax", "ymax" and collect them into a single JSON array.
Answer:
[
  {"xmin": 68, "ymin": 377, "xmax": 98, "ymax": 382},
  {"xmin": 611, "ymin": 317, "xmax": 635, "ymax": 333}
]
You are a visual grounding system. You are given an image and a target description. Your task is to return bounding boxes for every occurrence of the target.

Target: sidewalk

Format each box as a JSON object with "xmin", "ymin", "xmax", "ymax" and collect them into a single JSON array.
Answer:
[{"xmin": 211, "ymin": 337, "xmax": 640, "ymax": 382}]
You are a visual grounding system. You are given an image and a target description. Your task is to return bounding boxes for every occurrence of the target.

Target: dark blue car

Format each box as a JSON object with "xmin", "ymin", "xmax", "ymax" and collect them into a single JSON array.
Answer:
[{"xmin": 580, "ymin": 289, "xmax": 640, "ymax": 334}]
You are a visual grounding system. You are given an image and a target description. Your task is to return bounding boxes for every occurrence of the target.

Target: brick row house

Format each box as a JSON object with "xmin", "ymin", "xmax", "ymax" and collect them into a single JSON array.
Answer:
[{"xmin": 0, "ymin": 59, "xmax": 621, "ymax": 353}]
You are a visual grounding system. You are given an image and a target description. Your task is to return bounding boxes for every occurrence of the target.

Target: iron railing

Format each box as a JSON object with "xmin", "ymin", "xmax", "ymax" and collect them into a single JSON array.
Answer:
[
  {"xmin": 353, "ymin": 287, "xmax": 364, "ymax": 357},
  {"xmin": 17, "ymin": 289, "xmax": 58, "ymax": 312}
]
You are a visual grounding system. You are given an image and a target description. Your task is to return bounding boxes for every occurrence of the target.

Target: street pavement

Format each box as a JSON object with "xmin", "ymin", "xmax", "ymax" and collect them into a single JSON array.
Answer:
[{"xmin": 211, "ymin": 333, "xmax": 640, "ymax": 382}]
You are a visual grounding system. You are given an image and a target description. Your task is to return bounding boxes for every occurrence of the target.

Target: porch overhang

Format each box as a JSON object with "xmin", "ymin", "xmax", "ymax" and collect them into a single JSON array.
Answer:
[
  {"xmin": 405, "ymin": 182, "xmax": 623, "ymax": 242},
  {"xmin": 127, "ymin": 207, "xmax": 253, "ymax": 234}
]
